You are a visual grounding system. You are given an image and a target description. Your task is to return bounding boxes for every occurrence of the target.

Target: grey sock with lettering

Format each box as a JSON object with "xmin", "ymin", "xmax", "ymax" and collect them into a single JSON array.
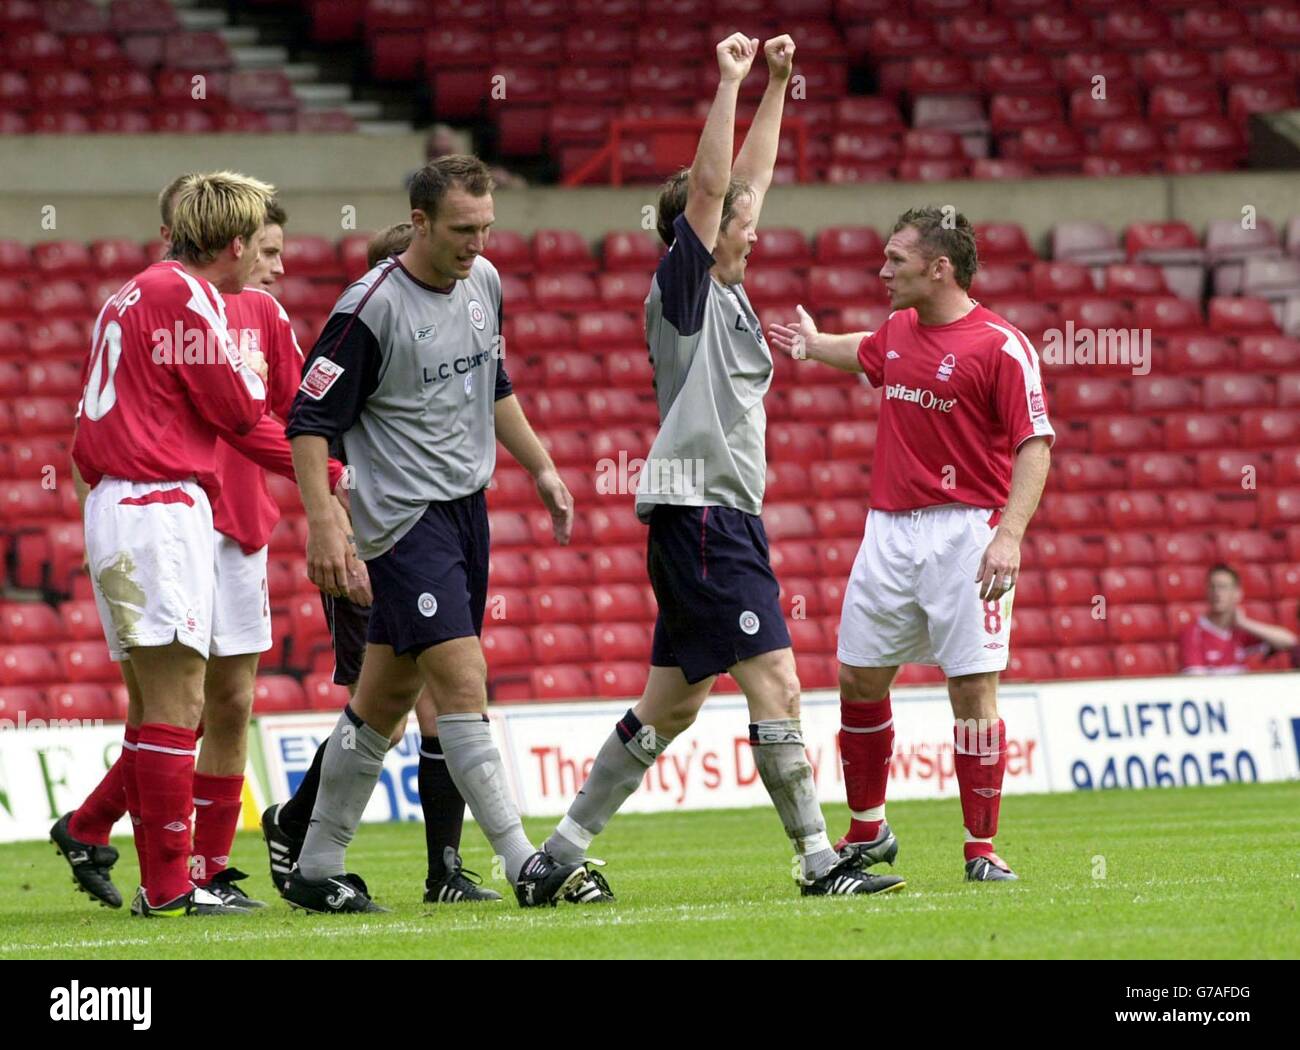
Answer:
[
  {"xmin": 296, "ymin": 706, "xmax": 389, "ymax": 881},
  {"xmin": 436, "ymin": 713, "xmax": 535, "ymax": 883},
  {"xmin": 544, "ymin": 708, "xmax": 672, "ymax": 864},
  {"xmin": 751, "ymin": 719, "xmax": 839, "ymax": 880}
]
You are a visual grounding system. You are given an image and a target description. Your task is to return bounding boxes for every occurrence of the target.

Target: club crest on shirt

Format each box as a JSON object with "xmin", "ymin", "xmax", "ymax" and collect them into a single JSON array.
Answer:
[
  {"xmin": 467, "ymin": 299, "xmax": 487, "ymax": 330},
  {"xmin": 936, "ymin": 353, "xmax": 956, "ymax": 381},
  {"xmin": 300, "ymin": 357, "xmax": 344, "ymax": 400}
]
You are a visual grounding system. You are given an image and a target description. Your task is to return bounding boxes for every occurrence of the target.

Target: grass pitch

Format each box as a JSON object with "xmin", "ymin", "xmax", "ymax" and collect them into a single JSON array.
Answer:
[{"xmin": 2, "ymin": 783, "xmax": 1296, "ymax": 960}]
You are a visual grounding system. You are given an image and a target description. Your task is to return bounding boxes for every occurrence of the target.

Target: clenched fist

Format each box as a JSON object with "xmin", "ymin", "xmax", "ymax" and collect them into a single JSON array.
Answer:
[
  {"xmin": 764, "ymin": 35, "xmax": 795, "ymax": 80},
  {"xmin": 244, "ymin": 348, "xmax": 268, "ymax": 383},
  {"xmin": 717, "ymin": 33, "xmax": 759, "ymax": 83}
]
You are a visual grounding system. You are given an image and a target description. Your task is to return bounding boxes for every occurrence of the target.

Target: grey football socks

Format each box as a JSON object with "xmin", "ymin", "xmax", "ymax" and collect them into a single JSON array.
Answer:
[
  {"xmin": 296, "ymin": 705, "xmax": 389, "ymax": 881},
  {"xmin": 544, "ymin": 708, "xmax": 671, "ymax": 864},
  {"xmin": 436, "ymin": 713, "xmax": 535, "ymax": 883},
  {"xmin": 750, "ymin": 719, "xmax": 839, "ymax": 881}
]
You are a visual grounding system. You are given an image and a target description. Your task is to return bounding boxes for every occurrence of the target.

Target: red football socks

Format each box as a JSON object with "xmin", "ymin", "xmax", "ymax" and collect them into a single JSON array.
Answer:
[
  {"xmin": 135, "ymin": 723, "xmax": 197, "ymax": 906},
  {"xmin": 69, "ymin": 726, "xmax": 134, "ymax": 845},
  {"xmin": 191, "ymin": 772, "xmax": 244, "ymax": 885},
  {"xmin": 839, "ymin": 695, "xmax": 893, "ymax": 843},
  {"xmin": 954, "ymin": 717, "xmax": 1007, "ymax": 861}
]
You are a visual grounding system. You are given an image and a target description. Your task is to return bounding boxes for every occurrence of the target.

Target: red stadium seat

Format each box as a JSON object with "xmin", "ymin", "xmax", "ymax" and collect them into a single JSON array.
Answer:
[
  {"xmin": 594, "ymin": 663, "xmax": 650, "ymax": 699},
  {"xmin": 529, "ymin": 666, "xmax": 593, "ymax": 702},
  {"xmin": 1197, "ymin": 449, "xmax": 1265, "ymax": 489},
  {"xmin": 1201, "ymin": 372, "xmax": 1274, "ymax": 411},
  {"xmin": 1046, "ymin": 570, "xmax": 1098, "ymax": 606},
  {"xmin": 601, "ymin": 231, "xmax": 661, "ymax": 272},
  {"xmin": 531, "ymin": 586, "xmax": 592, "ymax": 624},
  {"xmin": 1131, "ymin": 377, "xmax": 1200, "ymax": 413},
  {"xmin": 1260, "ymin": 490, "xmax": 1300, "ymax": 527},
  {"xmin": 1163, "ymin": 412, "xmax": 1237, "ymax": 451},
  {"xmin": 1182, "ymin": 7, "xmax": 1248, "ymax": 49},
  {"xmin": 814, "ymin": 226, "xmax": 885, "ymax": 266},
  {"xmin": 47, "ymin": 682, "xmax": 117, "ymax": 722},
  {"xmin": 1114, "ymin": 644, "xmax": 1173, "ymax": 677},
  {"xmin": 529, "ymin": 624, "xmax": 591, "ymax": 665},
  {"xmin": 1109, "ymin": 604, "xmax": 1169, "ymax": 643},
  {"xmin": 301, "ymin": 673, "xmax": 349, "ymax": 711},
  {"xmin": 1049, "ymin": 606, "xmax": 1108, "ymax": 645},
  {"xmin": 1004, "ymin": 648, "xmax": 1055, "ymax": 681},
  {"xmin": 56, "ymin": 642, "xmax": 118, "ymax": 684},
  {"xmin": 252, "ymin": 676, "xmax": 306, "ymax": 714},
  {"xmin": 1055, "ymin": 647, "xmax": 1115, "ymax": 679},
  {"xmin": 591, "ymin": 622, "xmax": 651, "ymax": 663},
  {"xmin": 533, "ymin": 229, "xmax": 597, "ymax": 273},
  {"xmin": 590, "ymin": 584, "xmax": 648, "ymax": 622}
]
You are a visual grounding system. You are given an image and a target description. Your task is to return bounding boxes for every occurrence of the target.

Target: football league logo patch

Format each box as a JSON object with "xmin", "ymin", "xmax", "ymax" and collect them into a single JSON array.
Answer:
[
  {"xmin": 467, "ymin": 299, "xmax": 487, "ymax": 331},
  {"xmin": 300, "ymin": 357, "xmax": 344, "ymax": 400},
  {"xmin": 739, "ymin": 610, "xmax": 760, "ymax": 636}
]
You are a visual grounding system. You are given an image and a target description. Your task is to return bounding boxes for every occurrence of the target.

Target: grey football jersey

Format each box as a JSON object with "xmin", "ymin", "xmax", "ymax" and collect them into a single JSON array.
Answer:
[
  {"xmin": 287, "ymin": 256, "xmax": 510, "ymax": 559},
  {"xmin": 635, "ymin": 213, "xmax": 772, "ymax": 522}
]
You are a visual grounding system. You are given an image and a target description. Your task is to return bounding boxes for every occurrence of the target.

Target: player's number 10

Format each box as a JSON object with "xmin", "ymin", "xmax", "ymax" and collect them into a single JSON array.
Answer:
[{"xmin": 83, "ymin": 320, "xmax": 123, "ymax": 421}]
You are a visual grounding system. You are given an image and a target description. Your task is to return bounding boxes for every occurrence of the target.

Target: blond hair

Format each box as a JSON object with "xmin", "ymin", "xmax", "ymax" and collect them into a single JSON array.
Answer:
[
  {"xmin": 158, "ymin": 172, "xmax": 198, "ymax": 228},
  {"xmin": 366, "ymin": 222, "xmax": 414, "ymax": 268},
  {"xmin": 169, "ymin": 170, "xmax": 276, "ymax": 265}
]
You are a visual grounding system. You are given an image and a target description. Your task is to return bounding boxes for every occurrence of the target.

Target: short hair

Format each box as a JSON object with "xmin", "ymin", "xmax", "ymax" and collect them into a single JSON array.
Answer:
[
  {"xmin": 408, "ymin": 155, "xmax": 493, "ymax": 218},
  {"xmin": 158, "ymin": 172, "xmax": 198, "ymax": 228},
  {"xmin": 1207, "ymin": 563, "xmax": 1241, "ymax": 587},
  {"xmin": 169, "ymin": 171, "xmax": 276, "ymax": 266},
  {"xmin": 264, "ymin": 197, "xmax": 287, "ymax": 228},
  {"xmin": 655, "ymin": 168, "xmax": 752, "ymax": 248},
  {"xmin": 366, "ymin": 222, "xmax": 413, "ymax": 268},
  {"xmin": 891, "ymin": 206, "xmax": 979, "ymax": 291}
]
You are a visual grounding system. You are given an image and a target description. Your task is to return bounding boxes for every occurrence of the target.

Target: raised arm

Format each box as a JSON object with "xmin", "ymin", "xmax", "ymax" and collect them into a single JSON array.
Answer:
[
  {"xmin": 684, "ymin": 34, "xmax": 758, "ymax": 248},
  {"xmin": 731, "ymin": 35, "xmax": 795, "ymax": 226}
]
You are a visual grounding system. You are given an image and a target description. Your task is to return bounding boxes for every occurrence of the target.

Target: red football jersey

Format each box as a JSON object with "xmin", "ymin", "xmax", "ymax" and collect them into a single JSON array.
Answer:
[
  {"xmin": 856, "ymin": 303, "xmax": 1055, "ymax": 511},
  {"xmin": 1179, "ymin": 617, "xmax": 1270, "ymax": 674},
  {"xmin": 212, "ymin": 287, "xmax": 343, "ymax": 554},
  {"xmin": 72, "ymin": 261, "xmax": 266, "ymax": 500}
]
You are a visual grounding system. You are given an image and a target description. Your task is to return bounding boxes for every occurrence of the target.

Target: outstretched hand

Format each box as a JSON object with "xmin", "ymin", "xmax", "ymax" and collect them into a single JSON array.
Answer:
[{"xmin": 766, "ymin": 303, "xmax": 819, "ymax": 361}]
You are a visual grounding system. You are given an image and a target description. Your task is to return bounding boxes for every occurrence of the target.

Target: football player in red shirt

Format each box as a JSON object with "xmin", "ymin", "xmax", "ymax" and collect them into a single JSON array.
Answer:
[
  {"xmin": 768, "ymin": 207, "xmax": 1053, "ymax": 881},
  {"xmin": 56, "ymin": 178, "xmax": 364, "ymax": 913},
  {"xmin": 1179, "ymin": 564, "xmax": 1296, "ymax": 674},
  {"xmin": 66, "ymin": 172, "xmax": 275, "ymax": 916}
]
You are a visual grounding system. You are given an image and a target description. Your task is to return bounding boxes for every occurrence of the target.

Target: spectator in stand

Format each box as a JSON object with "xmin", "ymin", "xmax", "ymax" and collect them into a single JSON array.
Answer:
[{"xmin": 1179, "ymin": 564, "xmax": 1297, "ymax": 674}]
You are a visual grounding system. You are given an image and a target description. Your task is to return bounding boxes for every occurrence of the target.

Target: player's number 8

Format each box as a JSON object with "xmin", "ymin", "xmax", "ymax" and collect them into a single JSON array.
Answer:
[
  {"xmin": 83, "ymin": 320, "xmax": 123, "ymax": 421},
  {"xmin": 983, "ymin": 600, "xmax": 1002, "ymax": 634}
]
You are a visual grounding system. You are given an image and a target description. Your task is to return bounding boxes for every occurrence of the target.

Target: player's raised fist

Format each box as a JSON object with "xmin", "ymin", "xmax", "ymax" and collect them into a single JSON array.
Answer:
[
  {"xmin": 716, "ymin": 33, "xmax": 759, "ymax": 82},
  {"xmin": 764, "ymin": 35, "xmax": 795, "ymax": 79}
]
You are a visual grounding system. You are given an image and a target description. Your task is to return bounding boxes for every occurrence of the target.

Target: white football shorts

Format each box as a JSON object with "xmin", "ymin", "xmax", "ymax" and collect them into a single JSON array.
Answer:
[
  {"xmin": 85, "ymin": 478, "xmax": 215, "ymax": 661},
  {"xmin": 837, "ymin": 504, "xmax": 1014, "ymax": 677},
  {"xmin": 210, "ymin": 534, "xmax": 271, "ymax": 658}
]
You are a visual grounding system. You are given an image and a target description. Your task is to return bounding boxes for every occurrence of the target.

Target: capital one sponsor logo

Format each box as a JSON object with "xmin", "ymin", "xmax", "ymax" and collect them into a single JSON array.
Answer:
[{"xmin": 885, "ymin": 382, "xmax": 957, "ymax": 413}]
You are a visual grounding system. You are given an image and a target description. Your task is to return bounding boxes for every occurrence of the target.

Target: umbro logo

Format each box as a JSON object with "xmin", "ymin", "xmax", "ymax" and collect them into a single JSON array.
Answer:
[
  {"xmin": 886, "ymin": 350, "xmax": 900, "ymax": 359},
  {"xmin": 972, "ymin": 787, "xmax": 1001, "ymax": 798}
]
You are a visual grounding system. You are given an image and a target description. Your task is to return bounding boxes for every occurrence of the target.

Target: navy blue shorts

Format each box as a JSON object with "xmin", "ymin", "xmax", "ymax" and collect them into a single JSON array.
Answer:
[
  {"xmin": 365, "ymin": 491, "xmax": 489, "ymax": 658},
  {"xmin": 647, "ymin": 504, "xmax": 791, "ymax": 684},
  {"xmin": 319, "ymin": 593, "xmax": 368, "ymax": 686}
]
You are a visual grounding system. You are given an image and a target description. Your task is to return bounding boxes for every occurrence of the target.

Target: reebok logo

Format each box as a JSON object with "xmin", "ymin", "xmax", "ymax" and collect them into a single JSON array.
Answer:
[
  {"xmin": 885, "ymin": 383, "xmax": 957, "ymax": 413},
  {"xmin": 50, "ymin": 982, "xmax": 151, "ymax": 1030}
]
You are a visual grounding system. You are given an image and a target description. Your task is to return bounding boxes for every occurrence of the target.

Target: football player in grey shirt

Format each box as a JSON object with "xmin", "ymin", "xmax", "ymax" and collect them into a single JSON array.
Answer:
[
  {"xmin": 542, "ymin": 34, "xmax": 904, "ymax": 900},
  {"xmin": 284, "ymin": 156, "xmax": 588, "ymax": 911}
]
